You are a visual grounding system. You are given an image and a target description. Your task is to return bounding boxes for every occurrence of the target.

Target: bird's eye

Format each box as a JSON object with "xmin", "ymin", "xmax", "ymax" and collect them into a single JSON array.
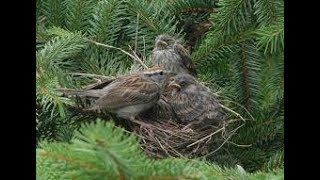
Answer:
[
  {"xmin": 159, "ymin": 71, "xmax": 163, "ymax": 75},
  {"xmin": 170, "ymin": 77, "xmax": 174, "ymax": 81},
  {"xmin": 180, "ymin": 81, "xmax": 186, "ymax": 86}
]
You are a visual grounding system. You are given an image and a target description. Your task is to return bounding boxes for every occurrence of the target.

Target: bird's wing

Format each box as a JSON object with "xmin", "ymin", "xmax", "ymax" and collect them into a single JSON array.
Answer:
[
  {"xmin": 82, "ymin": 77, "xmax": 115, "ymax": 90},
  {"xmin": 89, "ymin": 76, "xmax": 160, "ymax": 110},
  {"xmin": 203, "ymin": 94, "xmax": 225, "ymax": 120},
  {"xmin": 173, "ymin": 43, "xmax": 197, "ymax": 76},
  {"xmin": 170, "ymin": 89, "xmax": 225, "ymax": 124},
  {"xmin": 170, "ymin": 92, "xmax": 206, "ymax": 121}
]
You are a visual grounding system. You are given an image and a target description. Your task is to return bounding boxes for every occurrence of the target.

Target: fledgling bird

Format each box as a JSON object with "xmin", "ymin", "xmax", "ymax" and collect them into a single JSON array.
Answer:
[
  {"xmin": 61, "ymin": 67, "xmax": 170, "ymax": 121},
  {"xmin": 167, "ymin": 73, "xmax": 225, "ymax": 128},
  {"xmin": 140, "ymin": 96, "xmax": 177, "ymax": 122},
  {"xmin": 152, "ymin": 34, "xmax": 197, "ymax": 76}
]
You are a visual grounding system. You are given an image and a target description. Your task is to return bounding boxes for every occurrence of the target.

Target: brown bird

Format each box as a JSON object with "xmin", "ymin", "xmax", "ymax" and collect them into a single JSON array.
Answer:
[
  {"xmin": 152, "ymin": 34, "xmax": 197, "ymax": 76},
  {"xmin": 140, "ymin": 96, "xmax": 177, "ymax": 122},
  {"xmin": 62, "ymin": 67, "xmax": 171, "ymax": 121},
  {"xmin": 167, "ymin": 73, "xmax": 225, "ymax": 128}
]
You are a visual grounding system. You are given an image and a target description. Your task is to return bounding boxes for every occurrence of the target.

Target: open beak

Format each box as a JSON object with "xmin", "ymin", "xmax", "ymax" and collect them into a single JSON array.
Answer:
[
  {"xmin": 157, "ymin": 40, "xmax": 168, "ymax": 47},
  {"xmin": 168, "ymin": 81, "xmax": 181, "ymax": 91}
]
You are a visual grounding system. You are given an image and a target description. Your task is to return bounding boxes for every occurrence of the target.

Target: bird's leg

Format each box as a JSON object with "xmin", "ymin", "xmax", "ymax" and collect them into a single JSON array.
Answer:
[{"xmin": 130, "ymin": 118, "xmax": 152, "ymax": 129}]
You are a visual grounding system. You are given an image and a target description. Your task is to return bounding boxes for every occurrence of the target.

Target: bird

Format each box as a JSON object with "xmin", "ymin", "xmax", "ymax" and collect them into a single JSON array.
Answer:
[
  {"xmin": 152, "ymin": 34, "xmax": 197, "ymax": 76},
  {"xmin": 166, "ymin": 73, "xmax": 225, "ymax": 128},
  {"xmin": 61, "ymin": 67, "xmax": 171, "ymax": 121},
  {"xmin": 140, "ymin": 96, "xmax": 177, "ymax": 122}
]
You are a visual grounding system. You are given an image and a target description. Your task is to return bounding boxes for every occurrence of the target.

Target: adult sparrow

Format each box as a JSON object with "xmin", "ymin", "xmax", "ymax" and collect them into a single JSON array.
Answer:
[
  {"xmin": 62, "ymin": 67, "xmax": 171, "ymax": 121},
  {"xmin": 167, "ymin": 73, "xmax": 225, "ymax": 127},
  {"xmin": 152, "ymin": 34, "xmax": 197, "ymax": 76}
]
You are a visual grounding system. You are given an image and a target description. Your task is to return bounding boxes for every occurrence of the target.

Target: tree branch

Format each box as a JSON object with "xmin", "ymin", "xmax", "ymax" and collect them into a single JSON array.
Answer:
[{"xmin": 85, "ymin": 38, "xmax": 149, "ymax": 69}]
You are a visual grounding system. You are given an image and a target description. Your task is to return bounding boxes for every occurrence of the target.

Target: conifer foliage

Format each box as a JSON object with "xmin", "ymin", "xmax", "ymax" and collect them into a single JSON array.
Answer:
[
  {"xmin": 36, "ymin": 0, "xmax": 284, "ymax": 177},
  {"xmin": 37, "ymin": 120, "xmax": 284, "ymax": 179}
]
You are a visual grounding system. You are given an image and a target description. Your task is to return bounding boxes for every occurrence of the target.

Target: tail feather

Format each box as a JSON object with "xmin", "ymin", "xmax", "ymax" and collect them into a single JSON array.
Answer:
[
  {"xmin": 57, "ymin": 88, "xmax": 104, "ymax": 98},
  {"xmin": 83, "ymin": 105, "xmax": 98, "ymax": 111}
]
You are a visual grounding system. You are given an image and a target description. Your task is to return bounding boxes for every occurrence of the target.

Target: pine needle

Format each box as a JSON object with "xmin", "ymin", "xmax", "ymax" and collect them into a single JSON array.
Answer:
[{"xmin": 85, "ymin": 38, "xmax": 149, "ymax": 69}]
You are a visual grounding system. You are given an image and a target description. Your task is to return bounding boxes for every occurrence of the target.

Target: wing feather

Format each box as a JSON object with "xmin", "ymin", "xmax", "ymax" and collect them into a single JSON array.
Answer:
[
  {"xmin": 88, "ymin": 75, "xmax": 160, "ymax": 110},
  {"xmin": 170, "ymin": 92, "xmax": 205, "ymax": 121},
  {"xmin": 173, "ymin": 43, "xmax": 197, "ymax": 76}
]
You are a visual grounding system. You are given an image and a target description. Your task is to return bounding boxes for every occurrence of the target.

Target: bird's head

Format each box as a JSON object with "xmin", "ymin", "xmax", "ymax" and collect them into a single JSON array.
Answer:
[
  {"xmin": 168, "ymin": 73, "xmax": 197, "ymax": 94},
  {"xmin": 155, "ymin": 34, "xmax": 176, "ymax": 50},
  {"xmin": 143, "ymin": 66, "xmax": 172, "ymax": 88}
]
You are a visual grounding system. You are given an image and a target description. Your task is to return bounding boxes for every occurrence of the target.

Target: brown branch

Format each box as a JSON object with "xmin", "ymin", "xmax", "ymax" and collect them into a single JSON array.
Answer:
[
  {"xmin": 85, "ymin": 38, "xmax": 148, "ymax": 69},
  {"xmin": 187, "ymin": 127, "xmax": 224, "ymax": 148},
  {"xmin": 239, "ymin": 36, "xmax": 251, "ymax": 111},
  {"xmin": 128, "ymin": 45, "xmax": 148, "ymax": 69},
  {"xmin": 266, "ymin": 0, "xmax": 277, "ymax": 23},
  {"xmin": 174, "ymin": 7, "xmax": 217, "ymax": 15},
  {"xmin": 202, "ymin": 123, "xmax": 245, "ymax": 158}
]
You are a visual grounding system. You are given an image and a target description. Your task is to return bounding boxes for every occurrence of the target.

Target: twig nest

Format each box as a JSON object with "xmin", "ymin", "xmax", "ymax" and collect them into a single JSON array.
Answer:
[
  {"xmin": 132, "ymin": 105, "xmax": 231, "ymax": 158},
  {"xmin": 61, "ymin": 77, "xmax": 243, "ymax": 159}
]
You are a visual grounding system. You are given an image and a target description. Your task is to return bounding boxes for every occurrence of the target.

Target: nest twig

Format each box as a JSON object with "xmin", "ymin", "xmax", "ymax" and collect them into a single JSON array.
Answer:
[{"xmin": 130, "ymin": 117, "xmax": 236, "ymax": 158}]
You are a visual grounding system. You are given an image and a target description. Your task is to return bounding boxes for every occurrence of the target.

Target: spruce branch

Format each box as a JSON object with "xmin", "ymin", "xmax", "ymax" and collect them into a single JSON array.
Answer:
[
  {"xmin": 37, "ymin": 120, "xmax": 284, "ymax": 179},
  {"xmin": 40, "ymin": 0, "xmax": 67, "ymax": 26},
  {"xmin": 37, "ymin": 29, "xmax": 87, "ymax": 72},
  {"xmin": 262, "ymin": 150, "xmax": 284, "ymax": 171},
  {"xmin": 64, "ymin": 0, "xmax": 97, "ymax": 31},
  {"xmin": 256, "ymin": 19, "xmax": 284, "ymax": 55},
  {"xmin": 168, "ymin": 0, "xmax": 218, "ymax": 15},
  {"xmin": 88, "ymin": 0, "xmax": 126, "ymax": 43},
  {"xmin": 85, "ymin": 38, "xmax": 148, "ymax": 69},
  {"xmin": 36, "ymin": 0, "xmax": 284, "ymax": 174},
  {"xmin": 213, "ymin": 0, "xmax": 254, "ymax": 35},
  {"xmin": 254, "ymin": 0, "xmax": 283, "ymax": 25}
]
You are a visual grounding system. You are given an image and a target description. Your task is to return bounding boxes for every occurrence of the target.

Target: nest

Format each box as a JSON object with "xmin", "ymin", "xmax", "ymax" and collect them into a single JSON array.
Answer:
[
  {"xmin": 69, "ymin": 99, "xmax": 240, "ymax": 159},
  {"xmin": 131, "ymin": 119, "xmax": 223, "ymax": 158},
  {"xmin": 126, "ymin": 102, "xmax": 240, "ymax": 158},
  {"xmin": 60, "ymin": 78, "xmax": 244, "ymax": 159}
]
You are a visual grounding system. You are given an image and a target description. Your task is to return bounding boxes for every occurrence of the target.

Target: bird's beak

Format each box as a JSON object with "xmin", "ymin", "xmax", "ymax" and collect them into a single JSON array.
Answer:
[
  {"xmin": 168, "ymin": 81, "xmax": 181, "ymax": 91},
  {"xmin": 157, "ymin": 40, "xmax": 168, "ymax": 47}
]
